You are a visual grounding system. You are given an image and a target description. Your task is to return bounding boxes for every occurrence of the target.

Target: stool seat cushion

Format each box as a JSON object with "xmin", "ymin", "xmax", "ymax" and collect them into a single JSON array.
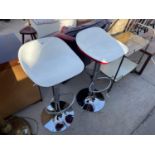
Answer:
[
  {"xmin": 76, "ymin": 27, "xmax": 128, "ymax": 64},
  {"xmin": 18, "ymin": 37, "xmax": 84, "ymax": 87}
]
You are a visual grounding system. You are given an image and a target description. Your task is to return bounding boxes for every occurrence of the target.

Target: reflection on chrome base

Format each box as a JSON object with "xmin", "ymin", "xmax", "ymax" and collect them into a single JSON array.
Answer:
[
  {"xmin": 41, "ymin": 102, "xmax": 74, "ymax": 133},
  {"xmin": 76, "ymin": 88, "xmax": 105, "ymax": 112}
]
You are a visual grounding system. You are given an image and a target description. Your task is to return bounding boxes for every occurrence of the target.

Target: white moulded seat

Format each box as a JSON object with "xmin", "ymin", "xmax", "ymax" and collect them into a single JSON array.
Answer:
[
  {"xmin": 76, "ymin": 27, "xmax": 128, "ymax": 64},
  {"xmin": 18, "ymin": 37, "xmax": 84, "ymax": 87}
]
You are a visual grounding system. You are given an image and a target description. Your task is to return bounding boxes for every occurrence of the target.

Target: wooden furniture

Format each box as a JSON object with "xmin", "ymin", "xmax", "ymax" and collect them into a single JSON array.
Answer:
[
  {"xmin": 20, "ymin": 26, "xmax": 37, "ymax": 44},
  {"xmin": 100, "ymin": 30, "xmax": 147, "ymax": 82},
  {"xmin": 108, "ymin": 19, "xmax": 155, "ymax": 75},
  {"xmin": 113, "ymin": 31, "xmax": 153, "ymax": 75},
  {"xmin": 0, "ymin": 34, "xmax": 41, "ymax": 119},
  {"xmin": 99, "ymin": 19, "xmax": 155, "ymax": 92},
  {"xmin": 138, "ymin": 43, "xmax": 155, "ymax": 74},
  {"xmin": 0, "ymin": 60, "xmax": 42, "ymax": 118},
  {"xmin": 77, "ymin": 19, "xmax": 94, "ymax": 26}
]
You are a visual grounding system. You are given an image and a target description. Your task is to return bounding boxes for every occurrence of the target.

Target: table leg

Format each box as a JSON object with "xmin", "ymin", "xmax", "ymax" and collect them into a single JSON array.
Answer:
[
  {"xmin": 22, "ymin": 34, "xmax": 24, "ymax": 44},
  {"xmin": 31, "ymin": 34, "xmax": 34, "ymax": 40},
  {"xmin": 33, "ymin": 34, "xmax": 37, "ymax": 39},
  {"xmin": 135, "ymin": 53, "xmax": 152, "ymax": 75},
  {"xmin": 108, "ymin": 56, "xmax": 125, "ymax": 93}
]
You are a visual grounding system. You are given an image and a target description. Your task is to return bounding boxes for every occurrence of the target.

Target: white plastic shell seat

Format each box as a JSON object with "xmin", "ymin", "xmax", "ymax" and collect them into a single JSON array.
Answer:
[
  {"xmin": 75, "ymin": 27, "xmax": 129, "ymax": 113},
  {"xmin": 18, "ymin": 37, "xmax": 84, "ymax": 87},
  {"xmin": 76, "ymin": 27, "xmax": 128, "ymax": 64}
]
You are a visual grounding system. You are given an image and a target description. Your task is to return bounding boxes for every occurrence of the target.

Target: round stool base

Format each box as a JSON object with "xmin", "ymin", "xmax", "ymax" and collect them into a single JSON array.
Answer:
[
  {"xmin": 41, "ymin": 102, "xmax": 74, "ymax": 133},
  {"xmin": 76, "ymin": 88, "xmax": 105, "ymax": 112}
]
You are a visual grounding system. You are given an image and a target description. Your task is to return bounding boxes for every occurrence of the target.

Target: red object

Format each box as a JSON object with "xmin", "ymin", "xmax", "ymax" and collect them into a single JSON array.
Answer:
[
  {"xmin": 57, "ymin": 26, "xmax": 109, "ymax": 64},
  {"xmin": 60, "ymin": 26, "xmax": 69, "ymax": 33},
  {"xmin": 55, "ymin": 32, "xmax": 108, "ymax": 65},
  {"xmin": 54, "ymin": 32, "xmax": 75, "ymax": 42}
]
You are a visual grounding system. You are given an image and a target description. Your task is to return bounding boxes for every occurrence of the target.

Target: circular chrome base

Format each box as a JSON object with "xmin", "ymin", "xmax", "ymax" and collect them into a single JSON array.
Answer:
[
  {"xmin": 41, "ymin": 101, "xmax": 74, "ymax": 133},
  {"xmin": 1, "ymin": 117, "xmax": 32, "ymax": 135},
  {"xmin": 76, "ymin": 88, "xmax": 105, "ymax": 112},
  {"xmin": 46, "ymin": 101, "xmax": 68, "ymax": 114}
]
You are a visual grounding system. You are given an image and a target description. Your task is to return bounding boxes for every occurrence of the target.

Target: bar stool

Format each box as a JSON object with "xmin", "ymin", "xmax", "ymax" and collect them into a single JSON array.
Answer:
[
  {"xmin": 76, "ymin": 27, "xmax": 128, "ymax": 112},
  {"xmin": 18, "ymin": 37, "xmax": 84, "ymax": 132}
]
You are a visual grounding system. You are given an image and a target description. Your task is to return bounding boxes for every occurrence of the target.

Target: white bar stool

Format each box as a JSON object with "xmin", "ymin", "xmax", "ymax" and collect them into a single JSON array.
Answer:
[
  {"xmin": 76, "ymin": 27, "xmax": 128, "ymax": 112},
  {"xmin": 18, "ymin": 37, "xmax": 84, "ymax": 132}
]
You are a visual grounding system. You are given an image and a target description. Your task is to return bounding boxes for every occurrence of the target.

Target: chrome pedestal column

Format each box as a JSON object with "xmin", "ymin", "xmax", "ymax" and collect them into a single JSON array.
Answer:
[{"xmin": 41, "ymin": 86, "xmax": 75, "ymax": 132}]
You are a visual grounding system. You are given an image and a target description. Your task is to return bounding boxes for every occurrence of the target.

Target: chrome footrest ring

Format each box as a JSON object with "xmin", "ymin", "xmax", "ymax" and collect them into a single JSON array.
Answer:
[{"xmin": 89, "ymin": 76, "xmax": 112, "ymax": 93}]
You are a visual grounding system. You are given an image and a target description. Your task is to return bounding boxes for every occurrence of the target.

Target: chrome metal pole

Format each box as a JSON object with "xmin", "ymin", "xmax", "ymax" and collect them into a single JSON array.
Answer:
[
  {"xmin": 89, "ymin": 62, "xmax": 100, "ymax": 95},
  {"xmin": 51, "ymin": 86, "xmax": 60, "ymax": 111}
]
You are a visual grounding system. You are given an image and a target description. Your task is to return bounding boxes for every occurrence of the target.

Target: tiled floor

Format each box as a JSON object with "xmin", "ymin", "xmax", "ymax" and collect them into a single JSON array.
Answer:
[{"xmin": 1, "ymin": 19, "xmax": 155, "ymax": 135}]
